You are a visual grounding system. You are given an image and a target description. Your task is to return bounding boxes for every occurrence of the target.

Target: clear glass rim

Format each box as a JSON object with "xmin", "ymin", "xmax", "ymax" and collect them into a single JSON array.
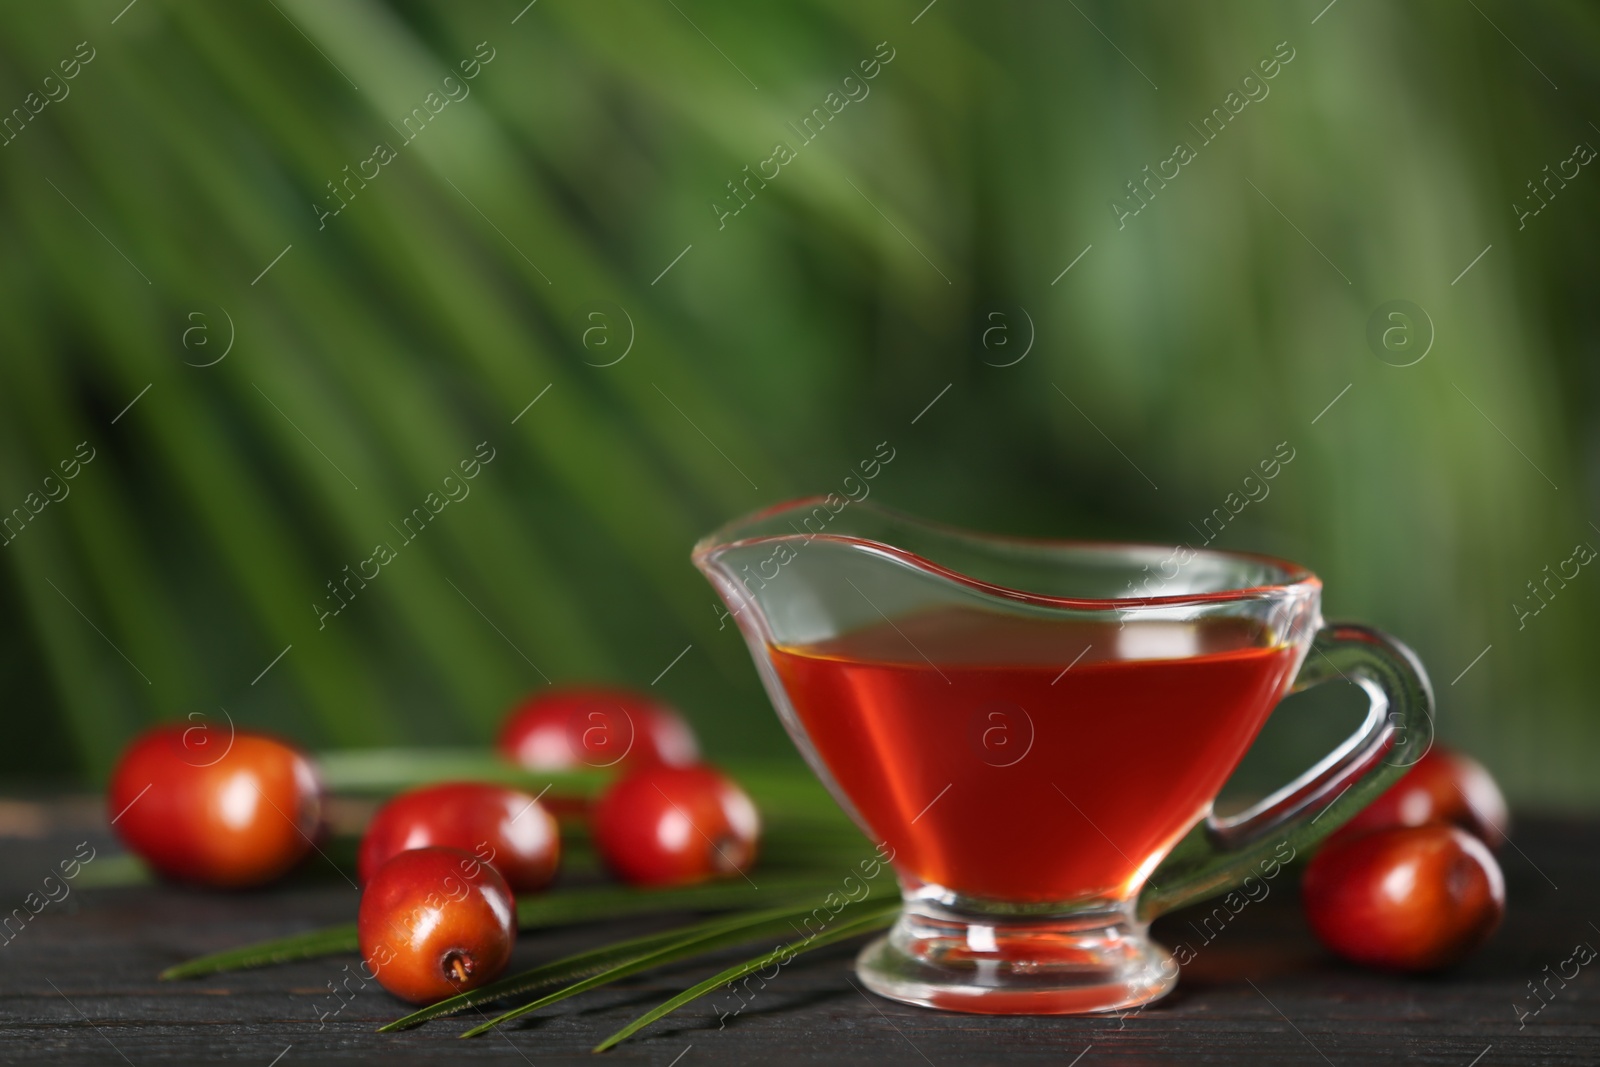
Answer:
[{"xmin": 692, "ymin": 494, "xmax": 1322, "ymax": 612}]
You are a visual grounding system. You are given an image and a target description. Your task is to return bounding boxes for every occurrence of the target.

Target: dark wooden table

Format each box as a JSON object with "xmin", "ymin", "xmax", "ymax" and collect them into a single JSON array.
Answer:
[{"xmin": 2, "ymin": 806, "xmax": 1596, "ymax": 1066}]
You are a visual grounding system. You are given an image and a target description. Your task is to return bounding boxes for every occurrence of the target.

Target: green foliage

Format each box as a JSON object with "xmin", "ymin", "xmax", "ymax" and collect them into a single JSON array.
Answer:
[{"xmin": 0, "ymin": 1, "xmax": 1596, "ymax": 802}]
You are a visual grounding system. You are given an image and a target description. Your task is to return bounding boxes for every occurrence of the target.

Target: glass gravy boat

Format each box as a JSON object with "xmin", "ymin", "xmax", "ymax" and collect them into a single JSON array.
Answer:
[{"xmin": 694, "ymin": 497, "xmax": 1433, "ymax": 1015}]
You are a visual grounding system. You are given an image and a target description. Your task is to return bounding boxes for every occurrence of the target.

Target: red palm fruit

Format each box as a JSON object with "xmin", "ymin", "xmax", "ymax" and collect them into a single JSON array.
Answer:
[
  {"xmin": 107, "ymin": 722, "xmax": 323, "ymax": 888},
  {"xmin": 496, "ymin": 686, "xmax": 699, "ymax": 772},
  {"xmin": 590, "ymin": 765, "xmax": 759, "ymax": 887},
  {"xmin": 1302, "ymin": 824, "xmax": 1505, "ymax": 971},
  {"xmin": 1331, "ymin": 745, "xmax": 1509, "ymax": 849},
  {"xmin": 357, "ymin": 782, "xmax": 559, "ymax": 893},
  {"xmin": 358, "ymin": 847, "xmax": 516, "ymax": 1004}
]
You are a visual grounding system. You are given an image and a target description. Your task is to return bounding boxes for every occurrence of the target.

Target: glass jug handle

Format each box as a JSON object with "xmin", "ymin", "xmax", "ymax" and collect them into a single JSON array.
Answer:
[{"xmin": 1136, "ymin": 623, "xmax": 1435, "ymax": 921}]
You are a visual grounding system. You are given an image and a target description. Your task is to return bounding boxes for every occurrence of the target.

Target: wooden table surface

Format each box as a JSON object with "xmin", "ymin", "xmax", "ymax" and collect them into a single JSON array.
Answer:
[{"xmin": 2, "ymin": 808, "xmax": 1596, "ymax": 1066}]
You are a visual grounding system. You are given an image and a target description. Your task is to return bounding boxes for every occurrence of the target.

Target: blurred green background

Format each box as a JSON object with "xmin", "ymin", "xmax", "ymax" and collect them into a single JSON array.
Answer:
[{"xmin": 0, "ymin": 0, "xmax": 1595, "ymax": 805}]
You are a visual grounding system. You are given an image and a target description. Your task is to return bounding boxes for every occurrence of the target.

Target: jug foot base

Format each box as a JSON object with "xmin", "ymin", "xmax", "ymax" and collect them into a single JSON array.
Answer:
[{"xmin": 856, "ymin": 900, "xmax": 1177, "ymax": 1015}]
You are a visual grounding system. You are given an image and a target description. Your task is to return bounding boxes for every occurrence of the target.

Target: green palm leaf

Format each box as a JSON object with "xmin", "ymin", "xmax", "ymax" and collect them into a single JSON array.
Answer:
[
  {"xmin": 593, "ymin": 900, "xmax": 898, "ymax": 1052},
  {"xmin": 382, "ymin": 906, "xmax": 812, "ymax": 1033},
  {"xmin": 455, "ymin": 895, "xmax": 893, "ymax": 1039},
  {"xmin": 160, "ymin": 874, "xmax": 844, "ymax": 980}
]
